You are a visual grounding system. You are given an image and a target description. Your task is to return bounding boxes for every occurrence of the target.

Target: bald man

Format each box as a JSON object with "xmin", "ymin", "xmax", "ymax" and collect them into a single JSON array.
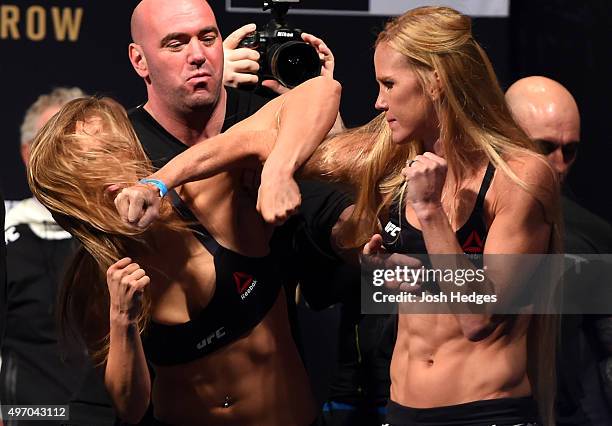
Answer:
[
  {"xmin": 506, "ymin": 76, "xmax": 580, "ymax": 183},
  {"xmin": 110, "ymin": 1, "xmax": 351, "ymax": 425},
  {"xmin": 506, "ymin": 76, "xmax": 612, "ymax": 253},
  {"xmin": 507, "ymin": 77, "xmax": 612, "ymax": 425}
]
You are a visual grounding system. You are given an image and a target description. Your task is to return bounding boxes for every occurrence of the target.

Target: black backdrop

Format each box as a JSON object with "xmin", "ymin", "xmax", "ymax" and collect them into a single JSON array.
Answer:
[{"xmin": 1, "ymin": 0, "xmax": 610, "ymax": 221}]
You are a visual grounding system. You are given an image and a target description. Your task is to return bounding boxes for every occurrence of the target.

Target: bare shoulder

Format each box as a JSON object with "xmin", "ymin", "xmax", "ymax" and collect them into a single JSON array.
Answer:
[
  {"xmin": 492, "ymin": 151, "xmax": 558, "ymax": 212},
  {"xmin": 483, "ymin": 152, "xmax": 559, "ymax": 253},
  {"xmin": 498, "ymin": 152, "xmax": 556, "ymax": 189}
]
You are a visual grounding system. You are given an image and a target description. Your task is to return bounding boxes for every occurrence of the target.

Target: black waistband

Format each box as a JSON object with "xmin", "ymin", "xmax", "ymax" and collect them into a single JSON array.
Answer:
[
  {"xmin": 386, "ymin": 397, "xmax": 539, "ymax": 426},
  {"xmin": 153, "ymin": 416, "xmax": 320, "ymax": 426}
]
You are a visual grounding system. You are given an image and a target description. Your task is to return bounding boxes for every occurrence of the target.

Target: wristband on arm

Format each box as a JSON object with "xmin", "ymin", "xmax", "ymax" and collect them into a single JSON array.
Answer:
[{"xmin": 139, "ymin": 178, "xmax": 168, "ymax": 198}]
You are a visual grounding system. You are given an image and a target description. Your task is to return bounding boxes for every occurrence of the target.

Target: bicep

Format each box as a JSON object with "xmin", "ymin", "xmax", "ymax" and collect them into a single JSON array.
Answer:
[
  {"xmin": 481, "ymin": 176, "xmax": 555, "ymax": 309},
  {"xmin": 484, "ymin": 156, "xmax": 556, "ymax": 255},
  {"xmin": 484, "ymin": 189, "xmax": 552, "ymax": 255}
]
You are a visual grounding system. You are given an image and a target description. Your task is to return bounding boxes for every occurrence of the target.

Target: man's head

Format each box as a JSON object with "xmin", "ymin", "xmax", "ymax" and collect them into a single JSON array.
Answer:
[
  {"xmin": 129, "ymin": 0, "xmax": 224, "ymax": 115},
  {"xmin": 506, "ymin": 76, "xmax": 580, "ymax": 183},
  {"xmin": 20, "ymin": 87, "xmax": 86, "ymax": 168}
]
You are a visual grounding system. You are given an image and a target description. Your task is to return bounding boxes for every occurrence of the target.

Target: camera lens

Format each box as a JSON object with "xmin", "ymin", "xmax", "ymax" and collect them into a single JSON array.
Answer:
[{"xmin": 270, "ymin": 41, "xmax": 320, "ymax": 88}]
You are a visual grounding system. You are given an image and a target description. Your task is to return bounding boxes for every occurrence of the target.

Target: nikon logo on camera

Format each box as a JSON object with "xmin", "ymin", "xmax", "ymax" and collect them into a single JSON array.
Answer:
[
  {"xmin": 276, "ymin": 31, "xmax": 294, "ymax": 37},
  {"xmin": 227, "ymin": 0, "xmax": 509, "ymax": 17}
]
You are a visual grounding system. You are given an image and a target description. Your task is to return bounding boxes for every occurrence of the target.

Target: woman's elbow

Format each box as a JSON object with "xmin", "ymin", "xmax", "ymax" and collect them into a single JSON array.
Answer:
[{"xmin": 310, "ymin": 75, "xmax": 342, "ymax": 100}]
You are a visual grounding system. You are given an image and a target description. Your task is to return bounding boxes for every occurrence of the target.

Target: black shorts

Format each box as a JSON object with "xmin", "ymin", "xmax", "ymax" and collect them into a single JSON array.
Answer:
[
  {"xmin": 152, "ymin": 416, "xmax": 319, "ymax": 426},
  {"xmin": 386, "ymin": 397, "xmax": 540, "ymax": 426},
  {"xmin": 316, "ymin": 400, "xmax": 387, "ymax": 426}
]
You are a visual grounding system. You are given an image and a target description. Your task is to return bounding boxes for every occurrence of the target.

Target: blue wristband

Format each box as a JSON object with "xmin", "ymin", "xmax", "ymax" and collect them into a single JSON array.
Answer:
[{"xmin": 139, "ymin": 178, "xmax": 168, "ymax": 198}]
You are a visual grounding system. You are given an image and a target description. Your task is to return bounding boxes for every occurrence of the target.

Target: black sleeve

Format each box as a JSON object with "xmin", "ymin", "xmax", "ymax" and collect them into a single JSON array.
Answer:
[
  {"xmin": 296, "ymin": 180, "xmax": 354, "ymax": 260},
  {"xmin": 222, "ymin": 87, "xmax": 271, "ymax": 131},
  {"xmin": 271, "ymin": 180, "xmax": 358, "ymax": 310}
]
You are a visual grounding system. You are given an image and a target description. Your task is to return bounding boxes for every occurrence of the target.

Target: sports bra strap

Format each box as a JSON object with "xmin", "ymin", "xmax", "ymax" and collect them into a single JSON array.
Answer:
[
  {"xmin": 168, "ymin": 190, "xmax": 221, "ymax": 255},
  {"xmin": 474, "ymin": 162, "xmax": 496, "ymax": 214}
]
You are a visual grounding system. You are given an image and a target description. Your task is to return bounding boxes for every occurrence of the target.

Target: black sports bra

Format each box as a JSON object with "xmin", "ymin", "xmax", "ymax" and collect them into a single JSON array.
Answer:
[
  {"xmin": 142, "ymin": 191, "xmax": 283, "ymax": 366},
  {"xmin": 381, "ymin": 162, "xmax": 496, "ymax": 257}
]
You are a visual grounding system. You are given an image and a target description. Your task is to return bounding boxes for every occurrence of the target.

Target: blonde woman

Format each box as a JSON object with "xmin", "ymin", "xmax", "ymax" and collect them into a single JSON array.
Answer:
[
  {"xmin": 116, "ymin": 7, "xmax": 560, "ymax": 426},
  {"xmin": 316, "ymin": 7, "xmax": 559, "ymax": 426},
  {"xmin": 27, "ymin": 76, "xmax": 340, "ymax": 426}
]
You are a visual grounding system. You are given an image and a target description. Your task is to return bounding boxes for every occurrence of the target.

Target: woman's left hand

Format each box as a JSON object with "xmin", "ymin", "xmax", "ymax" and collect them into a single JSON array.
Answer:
[{"xmin": 401, "ymin": 152, "xmax": 447, "ymax": 214}]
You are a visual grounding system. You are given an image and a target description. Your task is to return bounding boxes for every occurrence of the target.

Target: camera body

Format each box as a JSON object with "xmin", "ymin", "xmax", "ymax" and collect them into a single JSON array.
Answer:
[{"xmin": 238, "ymin": 0, "xmax": 320, "ymax": 89}]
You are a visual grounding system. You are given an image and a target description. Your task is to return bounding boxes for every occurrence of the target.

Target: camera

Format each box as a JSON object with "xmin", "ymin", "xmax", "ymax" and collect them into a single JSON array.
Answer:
[{"xmin": 238, "ymin": 0, "xmax": 321, "ymax": 89}]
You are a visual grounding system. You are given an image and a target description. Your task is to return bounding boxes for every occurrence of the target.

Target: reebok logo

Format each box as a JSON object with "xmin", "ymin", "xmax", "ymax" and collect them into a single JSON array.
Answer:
[
  {"xmin": 233, "ymin": 272, "xmax": 258, "ymax": 300},
  {"xmin": 462, "ymin": 230, "xmax": 484, "ymax": 253},
  {"xmin": 384, "ymin": 221, "xmax": 401, "ymax": 237}
]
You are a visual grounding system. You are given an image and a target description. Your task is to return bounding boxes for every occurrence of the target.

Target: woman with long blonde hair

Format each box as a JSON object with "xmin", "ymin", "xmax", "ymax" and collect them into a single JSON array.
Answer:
[
  {"xmin": 28, "ymin": 76, "xmax": 341, "ymax": 426},
  {"xmin": 311, "ymin": 7, "xmax": 559, "ymax": 425},
  {"xmin": 114, "ymin": 7, "xmax": 560, "ymax": 425}
]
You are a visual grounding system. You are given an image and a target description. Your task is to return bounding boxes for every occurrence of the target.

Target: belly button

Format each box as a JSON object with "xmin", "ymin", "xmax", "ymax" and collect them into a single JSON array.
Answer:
[
  {"xmin": 222, "ymin": 395, "xmax": 233, "ymax": 408},
  {"xmin": 427, "ymin": 359, "xmax": 434, "ymax": 366}
]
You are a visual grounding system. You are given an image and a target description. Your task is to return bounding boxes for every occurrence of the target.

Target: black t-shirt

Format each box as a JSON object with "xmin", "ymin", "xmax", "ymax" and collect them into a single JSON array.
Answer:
[
  {"xmin": 0, "ymin": 224, "xmax": 83, "ymax": 406},
  {"xmin": 556, "ymin": 191, "xmax": 612, "ymax": 425},
  {"xmin": 130, "ymin": 86, "xmax": 269, "ymax": 170},
  {"xmin": 562, "ymin": 193, "xmax": 612, "ymax": 254}
]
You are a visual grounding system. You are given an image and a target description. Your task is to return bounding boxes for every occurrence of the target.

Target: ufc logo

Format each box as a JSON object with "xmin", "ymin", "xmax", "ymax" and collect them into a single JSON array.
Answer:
[
  {"xmin": 384, "ymin": 221, "xmax": 400, "ymax": 237},
  {"xmin": 196, "ymin": 327, "xmax": 226, "ymax": 350}
]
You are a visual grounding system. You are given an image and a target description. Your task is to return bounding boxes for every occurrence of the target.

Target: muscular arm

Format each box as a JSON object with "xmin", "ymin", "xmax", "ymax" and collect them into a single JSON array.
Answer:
[
  {"xmin": 415, "ymin": 156, "xmax": 557, "ymax": 340},
  {"xmin": 148, "ymin": 76, "xmax": 341, "ymax": 190},
  {"xmin": 146, "ymin": 128, "xmax": 274, "ymax": 190},
  {"xmin": 117, "ymin": 77, "xmax": 344, "ymax": 227},
  {"xmin": 103, "ymin": 260, "xmax": 151, "ymax": 424},
  {"xmin": 105, "ymin": 320, "xmax": 151, "ymax": 423}
]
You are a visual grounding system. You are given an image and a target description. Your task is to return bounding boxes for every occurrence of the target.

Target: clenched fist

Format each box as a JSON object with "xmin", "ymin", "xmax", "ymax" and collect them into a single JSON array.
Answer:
[{"xmin": 107, "ymin": 257, "xmax": 150, "ymax": 325}]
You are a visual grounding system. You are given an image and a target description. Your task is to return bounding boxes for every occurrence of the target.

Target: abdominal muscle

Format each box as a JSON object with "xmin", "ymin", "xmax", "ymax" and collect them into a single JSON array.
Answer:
[
  {"xmin": 143, "ymin": 174, "xmax": 315, "ymax": 425},
  {"xmin": 152, "ymin": 291, "xmax": 316, "ymax": 426},
  {"xmin": 390, "ymin": 313, "xmax": 532, "ymax": 408}
]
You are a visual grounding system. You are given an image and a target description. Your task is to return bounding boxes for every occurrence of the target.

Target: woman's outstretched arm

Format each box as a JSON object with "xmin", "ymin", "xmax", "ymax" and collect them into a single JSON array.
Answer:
[{"xmin": 115, "ymin": 76, "xmax": 341, "ymax": 228}]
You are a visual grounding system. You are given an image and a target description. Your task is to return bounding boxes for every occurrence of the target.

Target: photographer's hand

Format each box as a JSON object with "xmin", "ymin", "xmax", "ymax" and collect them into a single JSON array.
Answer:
[
  {"xmin": 301, "ymin": 32, "xmax": 335, "ymax": 78},
  {"xmin": 262, "ymin": 32, "xmax": 336, "ymax": 95},
  {"xmin": 223, "ymin": 23, "xmax": 261, "ymax": 87},
  {"xmin": 299, "ymin": 32, "xmax": 345, "ymax": 134}
]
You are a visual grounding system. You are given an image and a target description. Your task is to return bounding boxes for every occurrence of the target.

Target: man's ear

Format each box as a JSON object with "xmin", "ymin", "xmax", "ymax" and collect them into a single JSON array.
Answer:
[{"xmin": 129, "ymin": 43, "xmax": 148, "ymax": 78}]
